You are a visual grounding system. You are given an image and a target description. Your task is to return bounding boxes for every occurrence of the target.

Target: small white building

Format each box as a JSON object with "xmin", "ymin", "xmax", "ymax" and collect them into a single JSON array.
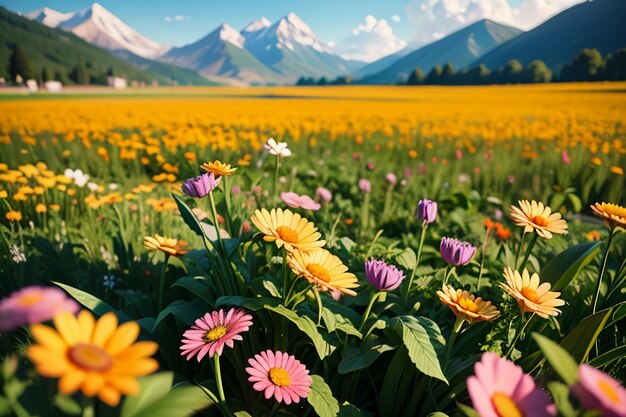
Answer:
[
  {"xmin": 44, "ymin": 81, "xmax": 63, "ymax": 92},
  {"xmin": 26, "ymin": 79, "xmax": 38, "ymax": 92},
  {"xmin": 107, "ymin": 76, "xmax": 127, "ymax": 89}
]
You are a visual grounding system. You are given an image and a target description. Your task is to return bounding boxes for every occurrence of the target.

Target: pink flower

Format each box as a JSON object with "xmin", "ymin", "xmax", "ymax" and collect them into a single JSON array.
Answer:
[
  {"xmin": 0, "ymin": 286, "xmax": 79, "ymax": 332},
  {"xmin": 315, "ymin": 187, "xmax": 332, "ymax": 203},
  {"xmin": 358, "ymin": 178, "xmax": 371, "ymax": 193},
  {"xmin": 456, "ymin": 149, "xmax": 463, "ymax": 159},
  {"xmin": 180, "ymin": 308, "xmax": 253, "ymax": 361},
  {"xmin": 418, "ymin": 162, "xmax": 426, "ymax": 175},
  {"xmin": 573, "ymin": 364, "xmax": 626, "ymax": 417},
  {"xmin": 385, "ymin": 173, "xmax": 397, "ymax": 185},
  {"xmin": 232, "ymin": 185, "xmax": 242, "ymax": 195},
  {"xmin": 352, "ymin": 153, "xmax": 360, "ymax": 161},
  {"xmin": 246, "ymin": 350, "xmax": 312, "ymax": 404},
  {"xmin": 404, "ymin": 167, "xmax": 412, "ymax": 178},
  {"xmin": 561, "ymin": 150, "xmax": 571, "ymax": 164},
  {"xmin": 280, "ymin": 192, "xmax": 321, "ymax": 210},
  {"xmin": 367, "ymin": 162, "xmax": 375, "ymax": 171},
  {"xmin": 467, "ymin": 352, "xmax": 556, "ymax": 417}
]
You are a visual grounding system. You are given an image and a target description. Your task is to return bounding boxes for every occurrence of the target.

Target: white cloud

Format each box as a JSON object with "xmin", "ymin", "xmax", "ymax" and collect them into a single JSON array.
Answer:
[
  {"xmin": 392, "ymin": 14, "xmax": 401, "ymax": 22},
  {"xmin": 327, "ymin": 40, "xmax": 336, "ymax": 48},
  {"xmin": 164, "ymin": 15, "xmax": 189, "ymax": 22},
  {"xmin": 334, "ymin": 15, "xmax": 407, "ymax": 62},
  {"xmin": 405, "ymin": 0, "xmax": 583, "ymax": 46}
]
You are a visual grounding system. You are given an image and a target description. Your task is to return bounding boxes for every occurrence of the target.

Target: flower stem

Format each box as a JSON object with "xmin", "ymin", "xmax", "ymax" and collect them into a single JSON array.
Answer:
[
  {"xmin": 313, "ymin": 288, "xmax": 323, "ymax": 326},
  {"xmin": 476, "ymin": 230, "xmax": 489, "ymax": 291},
  {"xmin": 443, "ymin": 318, "xmax": 463, "ymax": 371},
  {"xmin": 158, "ymin": 253, "xmax": 170, "ymax": 311},
  {"xmin": 505, "ymin": 313, "xmax": 535, "ymax": 359},
  {"xmin": 514, "ymin": 230, "xmax": 526, "ymax": 268},
  {"xmin": 406, "ymin": 223, "xmax": 427, "ymax": 302},
  {"xmin": 213, "ymin": 354, "xmax": 226, "ymax": 402},
  {"xmin": 282, "ymin": 248, "xmax": 289, "ymax": 299},
  {"xmin": 273, "ymin": 155, "xmax": 280, "ymax": 204},
  {"xmin": 359, "ymin": 291, "xmax": 383, "ymax": 332},
  {"xmin": 592, "ymin": 228, "xmax": 617, "ymax": 314},
  {"xmin": 360, "ymin": 193, "xmax": 370, "ymax": 239},
  {"xmin": 82, "ymin": 396, "xmax": 95, "ymax": 417},
  {"xmin": 443, "ymin": 265, "xmax": 455, "ymax": 285},
  {"xmin": 519, "ymin": 233, "xmax": 538, "ymax": 271},
  {"xmin": 208, "ymin": 190, "xmax": 226, "ymax": 255}
]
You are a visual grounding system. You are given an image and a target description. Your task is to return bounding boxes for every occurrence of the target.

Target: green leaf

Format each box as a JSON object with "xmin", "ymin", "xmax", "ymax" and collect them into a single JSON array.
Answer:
[
  {"xmin": 322, "ymin": 308, "xmax": 361, "ymax": 338},
  {"xmin": 338, "ymin": 343, "xmax": 393, "ymax": 374},
  {"xmin": 337, "ymin": 402, "xmax": 365, "ymax": 417},
  {"xmin": 265, "ymin": 305, "xmax": 335, "ymax": 359},
  {"xmin": 541, "ymin": 242, "xmax": 602, "ymax": 291},
  {"xmin": 395, "ymin": 248, "xmax": 417, "ymax": 271},
  {"xmin": 122, "ymin": 381, "xmax": 215, "ymax": 417},
  {"xmin": 456, "ymin": 402, "xmax": 480, "ymax": 417},
  {"xmin": 532, "ymin": 333, "xmax": 578, "ymax": 385},
  {"xmin": 215, "ymin": 296, "xmax": 281, "ymax": 311},
  {"xmin": 172, "ymin": 193, "xmax": 204, "ymax": 237},
  {"xmin": 53, "ymin": 282, "xmax": 131, "ymax": 321},
  {"xmin": 53, "ymin": 395, "xmax": 81, "ymax": 415},
  {"xmin": 121, "ymin": 372, "xmax": 173, "ymax": 417},
  {"xmin": 561, "ymin": 306, "xmax": 617, "ymax": 363},
  {"xmin": 152, "ymin": 300, "xmax": 206, "ymax": 332},
  {"xmin": 308, "ymin": 375, "xmax": 339, "ymax": 417},
  {"xmin": 589, "ymin": 344, "xmax": 626, "ymax": 368},
  {"xmin": 389, "ymin": 316, "xmax": 447, "ymax": 383},
  {"xmin": 427, "ymin": 413, "xmax": 449, "ymax": 417},
  {"xmin": 172, "ymin": 276, "xmax": 216, "ymax": 305},
  {"xmin": 547, "ymin": 382, "xmax": 577, "ymax": 417}
]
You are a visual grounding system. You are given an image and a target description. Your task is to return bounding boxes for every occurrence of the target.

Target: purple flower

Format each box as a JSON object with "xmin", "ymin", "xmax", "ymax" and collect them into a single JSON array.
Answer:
[
  {"xmin": 315, "ymin": 187, "xmax": 333, "ymax": 203},
  {"xmin": 182, "ymin": 172, "xmax": 220, "ymax": 198},
  {"xmin": 358, "ymin": 178, "xmax": 371, "ymax": 193},
  {"xmin": 440, "ymin": 237, "xmax": 476, "ymax": 266},
  {"xmin": 415, "ymin": 199, "xmax": 437, "ymax": 224},
  {"xmin": 280, "ymin": 192, "xmax": 321, "ymax": 210},
  {"xmin": 365, "ymin": 259, "xmax": 405, "ymax": 291},
  {"xmin": 385, "ymin": 173, "xmax": 397, "ymax": 185}
]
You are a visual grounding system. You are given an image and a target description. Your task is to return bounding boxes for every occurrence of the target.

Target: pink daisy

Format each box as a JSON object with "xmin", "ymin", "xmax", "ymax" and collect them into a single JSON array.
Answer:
[
  {"xmin": 246, "ymin": 350, "xmax": 312, "ymax": 405},
  {"xmin": 280, "ymin": 192, "xmax": 321, "ymax": 211},
  {"xmin": 573, "ymin": 364, "xmax": 626, "ymax": 417},
  {"xmin": 180, "ymin": 308, "xmax": 253, "ymax": 361},
  {"xmin": 467, "ymin": 352, "xmax": 556, "ymax": 417},
  {"xmin": 0, "ymin": 286, "xmax": 79, "ymax": 332}
]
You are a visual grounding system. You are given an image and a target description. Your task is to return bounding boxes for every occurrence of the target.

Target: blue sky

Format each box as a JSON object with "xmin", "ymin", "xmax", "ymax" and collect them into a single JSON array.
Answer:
[{"xmin": 1, "ymin": 0, "xmax": 578, "ymax": 48}]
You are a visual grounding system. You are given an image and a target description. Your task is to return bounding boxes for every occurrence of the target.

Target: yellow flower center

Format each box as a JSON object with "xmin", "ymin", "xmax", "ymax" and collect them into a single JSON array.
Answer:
[
  {"xmin": 17, "ymin": 293, "xmax": 43, "ymax": 306},
  {"xmin": 491, "ymin": 392, "xmax": 523, "ymax": 417},
  {"xmin": 531, "ymin": 215, "xmax": 549, "ymax": 227},
  {"xmin": 204, "ymin": 325, "xmax": 227, "ymax": 341},
  {"xmin": 520, "ymin": 287, "xmax": 539, "ymax": 303},
  {"xmin": 598, "ymin": 379, "xmax": 620, "ymax": 404},
  {"xmin": 269, "ymin": 367, "xmax": 291, "ymax": 387},
  {"xmin": 276, "ymin": 226, "xmax": 299, "ymax": 243},
  {"xmin": 306, "ymin": 263, "xmax": 331, "ymax": 282},
  {"xmin": 68, "ymin": 343, "xmax": 113, "ymax": 372},
  {"xmin": 458, "ymin": 296, "xmax": 478, "ymax": 312}
]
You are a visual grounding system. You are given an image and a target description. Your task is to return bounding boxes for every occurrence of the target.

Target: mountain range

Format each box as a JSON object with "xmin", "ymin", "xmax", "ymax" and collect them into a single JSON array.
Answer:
[{"xmin": 4, "ymin": 0, "xmax": 625, "ymax": 85}]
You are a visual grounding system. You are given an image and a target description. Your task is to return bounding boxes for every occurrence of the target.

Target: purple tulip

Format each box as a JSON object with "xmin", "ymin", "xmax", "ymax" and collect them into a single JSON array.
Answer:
[
  {"xmin": 440, "ymin": 237, "xmax": 476, "ymax": 266},
  {"xmin": 358, "ymin": 178, "xmax": 371, "ymax": 194},
  {"xmin": 315, "ymin": 186, "xmax": 333, "ymax": 203},
  {"xmin": 182, "ymin": 172, "xmax": 220, "ymax": 198},
  {"xmin": 415, "ymin": 199, "xmax": 437, "ymax": 224},
  {"xmin": 365, "ymin": 259, "xmax": 405, "ymax": 291}
]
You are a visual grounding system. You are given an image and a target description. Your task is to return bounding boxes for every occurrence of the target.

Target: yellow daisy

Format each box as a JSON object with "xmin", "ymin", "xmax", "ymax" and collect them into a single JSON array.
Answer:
[
  {"xmin": 591, "ymin": 202, "xmax": 626, "ymax": 229},
  {"xmin": 500, "ymin": 267, "xmax": 565, "ymax": 319},
  {"xmin": 287, "ymin": 249, "xmax": 358, "ymax": 296},
  {"xmin": 144, "ymin": 234, "xmax": 189, "ymax": 256},
  {"xmin": 510, "ymin": 200, "xmax": 568, "ymax": 239},
  {"xmin": 28, "ymin": 311, "xmax": 159, "ymax": 406},
  {"xmin": 250, "ymin": 208, "xmax": 325, "ymax": 252},
  {"xmin": 437, "ymin": 284, "xmax": 501, "ymax": 324},
  {"xmin": 200, "ymin": 160, "xmax": 237, "ymax": 177}
]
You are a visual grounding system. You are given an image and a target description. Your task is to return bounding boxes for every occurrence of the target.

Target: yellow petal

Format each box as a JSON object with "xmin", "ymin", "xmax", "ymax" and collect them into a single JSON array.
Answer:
[
  {"xmin": 77, "ymin": 310, "xmax": 95, "ymax": 343},
  {"xmin": 105, "ymin": 322, "xmax": 139, "ymax": 355},
  {"xmin": 98, "ymin": 385, "xmax": 121, "ymax": 407},
  {"xmin": 53, "ymin": 312, "xmax": 81, "ymax": 345},
  {"xmin": 31, "ymin": 324, "xmax": 67, "ymax": 353},
  {"xmin": 58, "ymin": 369, "xmax": 85, "ymax": 394},
  {"xmin": 81, "ymin": 372, "xmax": 105, "ymax": 396},
  {"xmin": 92, "ymin": 313, "xmax": 118, "ymax": 347}
]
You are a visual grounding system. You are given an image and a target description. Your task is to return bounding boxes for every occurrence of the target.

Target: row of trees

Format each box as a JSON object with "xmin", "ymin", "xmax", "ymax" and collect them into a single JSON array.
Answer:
[
  {"xmin": 5, "ymin": 43, "xmax": 119, "ymax": 85},
  {"xmin": 404, "ymin": 48, "xmax": 626, "ymax": 86},
  {"xmin": 295, "ymin": 75, "xmax": 354, "ymax": 86}
]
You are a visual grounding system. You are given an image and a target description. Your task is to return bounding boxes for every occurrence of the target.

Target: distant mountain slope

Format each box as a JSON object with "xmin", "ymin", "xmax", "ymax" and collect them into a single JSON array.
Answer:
[
  {"xmin": 26, "ymin": 2, "xmax": 168, "ymax": 59},
  {"xmin": 243, "ymin": 13, "xmax": 363, "ymax": 81},
  {"xmin": 351, "ymin": 48, "xmax": 411, "ymax": 80},
  {"xmin": 360, "ymin": 19, "xmax": 522, "ymax": 84},
  {"xmin": 0, "ymin": 6, "xmax": 175, "ymax": 84},
  {"xmin": 161, "ymin": 24, "xmax": 282, "ymax": 85},
  {"xmin": 476, "ymin": 0, "xmax": 626, "ymax": 70}
]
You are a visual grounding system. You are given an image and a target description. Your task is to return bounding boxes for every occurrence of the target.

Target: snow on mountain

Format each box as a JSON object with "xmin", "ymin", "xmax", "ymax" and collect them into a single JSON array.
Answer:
[
  {"xmin": 242, "ymin": 17, "xmax": 271, "ymax": 34},
  {"xmin": 218, "ymin": 23, "xmax": 245, "ymax": 49},
  {"xmin": 25, "ymin": 2, "xmax": 168, "ymax": 59},
  {"xmin": 25, "ymin": 7, "xmax": 74, "ymax": 27}
]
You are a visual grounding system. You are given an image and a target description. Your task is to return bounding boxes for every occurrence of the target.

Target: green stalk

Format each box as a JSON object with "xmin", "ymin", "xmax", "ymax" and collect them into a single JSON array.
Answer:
[
  {"xmin": 273, "ymin": 155, "xmax": 280, "ymax": 204},
  {"xmin": 519, "ymin": 233, "xmax": 538, "ymax": 271},
  {"xmin": 208, "ymin": 190, "xmax": 226, "ymax": 255},
  {"xmin": 158, "ymin": 253, "xmax": 170, "ymax": 311},
  {"xmin": 313, "ymin": 288, "xmax": 323, "ymax": 326},
  {"xmin": 476, "ymin": 230, "xmax": 489, "ymax": 291},
  {"xmin": 360, "ymin": 193, "xmax": 370, "ymax": 239},
  {"xmin": 82, "ymin": 396, "xmax": 95, "ymax": 417},
  {"xmin": 592, "ymin": 228, "xmax": 617, "ymax": 314},
  {"xmin": 282, "ymin": 248, "xmax": 289, "ymax": 300},
  {"xmin": 514, "ymin": 230, "xmax": 526, "ymax": 268},
  {"xmin": 213, "ymin": 354, "xmax": 226, "ymax": 402},
  {"xmin": 359, "ymin": 291, "xmax": 383, "ymax": 332},
  {"xmin": 505, "ymin": 313, "xmax": 535, "ymax": 359},
  {"xmin": 381, "ymin": 183, "xmax": 393, "ymax": 222},
  {"xmin": 365, "ymin": 229, "xmax": 384, "ymax": 260},
  {"xmin": 405, "ymin": 222, "xmax": 427, "ymax": 302},
  {"xmin": 442, "ymin": 318, "xmax": 463, "ymax": 371}
]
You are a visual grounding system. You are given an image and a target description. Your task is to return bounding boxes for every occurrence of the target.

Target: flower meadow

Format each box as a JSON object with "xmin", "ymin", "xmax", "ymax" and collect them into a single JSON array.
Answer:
[{"xmin": 0, "ymin": 84, "xmax": 626, "ymax": 417}]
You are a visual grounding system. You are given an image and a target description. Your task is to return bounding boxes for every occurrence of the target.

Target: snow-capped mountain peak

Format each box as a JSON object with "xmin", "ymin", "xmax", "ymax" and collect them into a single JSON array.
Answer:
[
  {"xmin": 26, "ymin": 2, "xmax": 168, "ymax": 59},
  {"xmin": 217, "ymin": 23, "xmax": 245, "ymax": 48},
  {"xmin": 25, "ymin": 7, "xmax": 75, "ymax": 27},
  {"xmin": 274, "ymin": 12, "xmax": 333, "ymax": 54},
  {"xmin": 242, "ymin": 17, "xmax": 271, "ymax": 33}
]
